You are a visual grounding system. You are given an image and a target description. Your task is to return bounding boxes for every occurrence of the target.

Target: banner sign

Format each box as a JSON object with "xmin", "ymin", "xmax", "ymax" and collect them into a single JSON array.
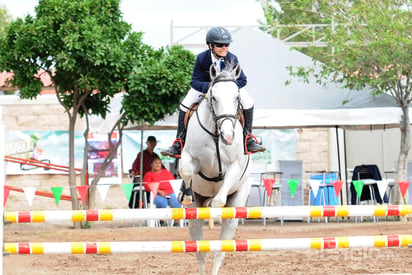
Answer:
[{"xmin": 5, "ymin": 130, "xmax": 84, "ymax": 175}]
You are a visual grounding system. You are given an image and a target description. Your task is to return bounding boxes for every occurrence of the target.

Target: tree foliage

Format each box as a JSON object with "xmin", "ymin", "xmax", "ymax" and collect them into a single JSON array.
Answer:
[
  {"xmin": 262, "ymin": 0, "xmax": 412, "ymax": 203},
  {"xmin": 0, "ymin": 0, "xmax": 195, "ymax": 215},
  {"xmin": 0, "ymin": 0, "xmax": 150, "ymax": 215},
  {"xmin": 123, "ymin": 45, "xmax": 195, "ymax": 126}
]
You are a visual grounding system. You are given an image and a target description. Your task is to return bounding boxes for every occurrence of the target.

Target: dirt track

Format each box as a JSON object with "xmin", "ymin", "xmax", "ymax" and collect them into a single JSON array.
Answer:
[{"xmin": 3, "ymin": 219, "xmax": 412, "ymax": 275}]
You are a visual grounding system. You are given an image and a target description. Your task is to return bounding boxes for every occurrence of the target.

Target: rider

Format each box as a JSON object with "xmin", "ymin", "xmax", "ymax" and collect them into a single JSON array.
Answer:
[{"xmin": 161, "ymin": 26, "xmax": 265, "ymax": 158}]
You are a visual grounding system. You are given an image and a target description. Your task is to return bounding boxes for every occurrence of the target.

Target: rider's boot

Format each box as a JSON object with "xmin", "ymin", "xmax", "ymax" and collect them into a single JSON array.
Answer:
[
  {"xmin": 243, "ymin": 107, "xmax": 266, "ymax": 154},
  {"xmin": 161, "ymin": 110, "xmax": 186, "ymax": 158}
]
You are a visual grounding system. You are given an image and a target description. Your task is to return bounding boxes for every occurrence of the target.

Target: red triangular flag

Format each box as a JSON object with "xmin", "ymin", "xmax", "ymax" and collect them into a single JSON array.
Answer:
[
  {"xmin": 263, "ymin": 178, "xmax": 276, "ymax": 198},
  {"xmin": 398, "ymin": 181, "xmax": 410, "ymax": 199},
  {"xmin": 4, "ymin": 186, "xmax": 11, "ymax": 206},
  {"xmin": 333, "ymin": 180, "xmax": 343, "ymax": 198},
  {"xmin": 145, "ymin": 181, "xmax": 160, "ymax": 199},
  {"xmin": 76, "ymin": 186, "xmax": 89, "ymax": 204}
]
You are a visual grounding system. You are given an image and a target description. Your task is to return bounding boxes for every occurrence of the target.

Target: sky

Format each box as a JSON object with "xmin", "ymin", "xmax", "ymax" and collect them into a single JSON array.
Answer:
[{"xmin": 1, "ymin": 0, "xmax": 266, "ymax": 49}]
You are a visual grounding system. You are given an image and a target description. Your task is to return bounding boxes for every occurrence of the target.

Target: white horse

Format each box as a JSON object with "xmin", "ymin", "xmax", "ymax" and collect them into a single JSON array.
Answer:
[{"xmin": 179, "ymin": 63, "xmax": 251, "ymax": 275}]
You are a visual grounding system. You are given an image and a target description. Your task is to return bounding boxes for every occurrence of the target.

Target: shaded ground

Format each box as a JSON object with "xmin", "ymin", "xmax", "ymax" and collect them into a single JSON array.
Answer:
[{"xmin": 3, "ymin": 219, "xmax": 412, "ymax": 275}]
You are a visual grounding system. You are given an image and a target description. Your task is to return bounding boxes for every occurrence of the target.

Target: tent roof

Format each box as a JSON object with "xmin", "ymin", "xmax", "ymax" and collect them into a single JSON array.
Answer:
[
  {"xmin": 91, "ymin": 27, "xmax": 404, "ymax": 132},
  {"xmin": 229, "ymin": 27, "xmax": 401, "ymax": 129}
]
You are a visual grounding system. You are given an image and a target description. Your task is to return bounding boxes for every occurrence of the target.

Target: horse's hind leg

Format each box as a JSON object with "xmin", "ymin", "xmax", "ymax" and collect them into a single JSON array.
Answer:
[
  {"xmin": 189, "ymin": 193, "xmax": 207, "ymax": 275},
  {"xmin": 211, "ymin": 218, "xmax": 239, "ymax": 275},
  {"xmin": 212, "ymin": 180, "xmax": 251, "ymax": 275}
]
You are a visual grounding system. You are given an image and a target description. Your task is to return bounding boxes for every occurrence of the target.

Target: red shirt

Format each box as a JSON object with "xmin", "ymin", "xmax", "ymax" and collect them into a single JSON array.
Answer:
[
  {"xmin": 129, "ymin": 149, "xmax": 160, "ymax": 177},
  {"xmin": 143, "ymin": 169, "xmax": 175, "ymax": 195}
]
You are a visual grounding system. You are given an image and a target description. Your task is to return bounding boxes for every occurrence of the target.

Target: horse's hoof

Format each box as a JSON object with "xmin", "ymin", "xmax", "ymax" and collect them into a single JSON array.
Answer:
[
  {"xmin": 178, "ymin": 193, "xmax": 193, "ymax": 206},
  {"xmin": 181, "ymin": 197, "xmax": 193, "ymax": 206}
]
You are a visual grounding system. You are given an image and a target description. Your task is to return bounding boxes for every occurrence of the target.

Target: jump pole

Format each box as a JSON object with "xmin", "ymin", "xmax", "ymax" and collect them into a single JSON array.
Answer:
[
  {"xmin": 4, "ymin": 234, "xmax": 412, "ymax": 255},
  {"xmin": 4, "ymin": 205, "xmax": 412, "ymax": 224}
]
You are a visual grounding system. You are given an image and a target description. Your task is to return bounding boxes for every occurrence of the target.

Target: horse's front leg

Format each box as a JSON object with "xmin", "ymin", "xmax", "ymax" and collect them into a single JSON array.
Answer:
[
  {"xmin": 179, "ymin": 151, "xmax": 198, "ymax": 205},
  {"xmin": 210, "ymin": 165, "xmax": 240, "ymax": 208}
]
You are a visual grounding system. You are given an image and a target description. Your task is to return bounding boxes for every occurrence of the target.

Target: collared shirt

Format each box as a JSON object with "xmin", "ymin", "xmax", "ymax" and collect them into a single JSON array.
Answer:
[{"xmin": 211, "ymin": 52, "xmax": 224, "ymax": 72}]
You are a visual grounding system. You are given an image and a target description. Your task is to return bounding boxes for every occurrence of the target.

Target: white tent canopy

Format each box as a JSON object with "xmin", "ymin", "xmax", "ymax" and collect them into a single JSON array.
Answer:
[
  {"xmin": 229, "ymin": 27, "xmax": 403, "ymax": 129},
  {"xmin": 90, "ymin": 26, "xmax": 405, "ymax": 132}
]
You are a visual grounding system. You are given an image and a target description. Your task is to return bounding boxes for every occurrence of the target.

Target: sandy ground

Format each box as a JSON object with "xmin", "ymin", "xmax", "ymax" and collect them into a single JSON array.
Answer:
[{"xmin": 3, "ymin": 218, "xmax": 412, "ymax": 275}]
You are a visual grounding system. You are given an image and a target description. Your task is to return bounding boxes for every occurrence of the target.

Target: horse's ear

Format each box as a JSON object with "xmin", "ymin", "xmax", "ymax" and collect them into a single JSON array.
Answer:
[
  {"xmin": 232, "ymin": 64, "xmax": 241, "ymax": 79},
  {"xmin": 210, "ymin": 64, "xmax": 218, "ymax": 80}
]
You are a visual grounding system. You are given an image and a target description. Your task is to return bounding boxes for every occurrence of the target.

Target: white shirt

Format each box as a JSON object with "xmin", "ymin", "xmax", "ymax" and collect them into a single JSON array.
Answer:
[{"xmin": 211, "ymin": 52, "xmax": 224, "ymax": 72}]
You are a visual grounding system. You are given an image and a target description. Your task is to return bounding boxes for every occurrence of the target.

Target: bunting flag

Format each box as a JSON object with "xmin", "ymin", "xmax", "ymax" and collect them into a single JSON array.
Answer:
[
  {"xmin": 376, "ymin": 180, "xmax": 389, "ymax": 200},
  {"xmin": 75, "ymin": 186, "xmax": 89, "ymax": 204},
  {"xmin": 287, "ymin": 179, "xmax": 299, "ymax": 198},
  {"xmin": 50, "ymin": 187, "xmax": 64, "ymax": 206},
  {"xmin": 121, "ymin": 183, "xmax": 134, "ymax": 201},
  {"xmin": 352, "ymin": 180, "xmax": 364, "ymax": 198},
  {"xmin": 263, "ymin": 178, "xmax": 276, "ymax": 198},
  {"xmin": 4, "ymin": 186, "xmax": 11, "ymax": 206},
  {"xmin": 169, "ymin": 179, "xmax": 183, "ymax": 195},
  {"xmin": 309, "ymin": 179, "xmax": 321, "ymax": 199},
  {"xmin": 96, "ymin": 185, "xmax": 110, "ymax": 202},
  {"xmin": 146, "ymin": 182, "xmax": 160, "ymax": 200},
  {"xmin": 22, "ymin": 187, "xmax": 37, "ymax": 207},
  {"xmin": 332, "ymin": 180, "xmax": 343, "ymax": 198},
  {"xmin": 398, "ymin": 181, "xmax": 410, "ymax": 199}
]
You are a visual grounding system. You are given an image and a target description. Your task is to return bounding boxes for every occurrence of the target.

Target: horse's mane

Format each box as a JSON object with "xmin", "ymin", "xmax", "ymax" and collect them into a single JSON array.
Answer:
[{"xmin": 210, "ymin": 60, "xmax": 238, "ymax": 87}]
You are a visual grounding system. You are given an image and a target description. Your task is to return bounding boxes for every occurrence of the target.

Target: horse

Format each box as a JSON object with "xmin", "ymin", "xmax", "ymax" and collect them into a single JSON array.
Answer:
[{"xmin": 179, "ymin": 63, "xmax": 251, "ymax": 275}]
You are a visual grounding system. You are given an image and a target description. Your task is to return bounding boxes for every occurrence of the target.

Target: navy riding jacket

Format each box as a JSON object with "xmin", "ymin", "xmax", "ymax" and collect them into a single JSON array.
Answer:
[{"xmin": 190, "ymin": 49, "xmax": 247, "ymax": 94}]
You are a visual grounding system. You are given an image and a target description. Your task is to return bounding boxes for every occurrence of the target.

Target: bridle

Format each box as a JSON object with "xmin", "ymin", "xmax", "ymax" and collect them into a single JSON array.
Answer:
[{"xmin": 195, "ymin": 76, "xmax": 241, "ymax": 182}]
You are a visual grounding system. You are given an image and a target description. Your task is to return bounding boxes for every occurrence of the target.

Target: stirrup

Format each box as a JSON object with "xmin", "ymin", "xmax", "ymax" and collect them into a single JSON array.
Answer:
[
  {"xmin": 161, "ymin": 138, "xmax": 183, "ymax": 158},
  {"xmin": 244, "ymin": 133, "xmax": 262, "ymax": 155}
]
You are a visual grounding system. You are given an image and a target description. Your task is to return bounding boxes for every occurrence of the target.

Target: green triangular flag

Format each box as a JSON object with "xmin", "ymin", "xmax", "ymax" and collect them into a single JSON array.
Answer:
[
  {"xmin": 51, "ymin": 187, "xmax": 64, "ymax": 205},
  {"xmin": 352, "ymin": 180, "xmax": 364, "ymax": 198},
  {"xmin": 287, "ymin": 179, "xmax": 299, "ymax": 198},
  {"xmin": 121, "ymin": 183, "xmax": 134, "ymax": 201}
]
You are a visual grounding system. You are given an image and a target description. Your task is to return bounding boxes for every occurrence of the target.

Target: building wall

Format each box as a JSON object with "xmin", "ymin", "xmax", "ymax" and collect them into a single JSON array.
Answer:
[{"xmin": 1, "ymin": 95, "xmax": 331, "ymax": 210}]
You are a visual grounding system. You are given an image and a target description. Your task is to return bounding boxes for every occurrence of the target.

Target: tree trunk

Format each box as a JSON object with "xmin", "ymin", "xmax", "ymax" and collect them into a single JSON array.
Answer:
[
  {"xmin": 396, "ymin": 102, "xmax": 410, "ymax": 221},
  {"xmin": 69, "ymin": 114, "xmax": 81, "ymax": 228}
]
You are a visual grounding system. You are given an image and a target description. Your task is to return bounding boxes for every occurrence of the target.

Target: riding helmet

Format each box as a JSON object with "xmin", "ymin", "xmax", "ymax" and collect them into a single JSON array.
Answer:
[{"xmin": 206, "ymin": 27, "xmax": 232, "ymax": 45}]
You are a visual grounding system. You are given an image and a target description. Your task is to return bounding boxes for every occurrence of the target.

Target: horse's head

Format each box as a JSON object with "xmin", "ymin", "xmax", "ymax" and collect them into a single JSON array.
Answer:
[{"xmin": 207, "ymin": 63, "xmax": 241, "ymax": 145}]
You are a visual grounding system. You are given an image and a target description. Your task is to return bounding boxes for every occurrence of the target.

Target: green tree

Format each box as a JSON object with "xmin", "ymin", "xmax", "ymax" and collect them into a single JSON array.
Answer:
[
  {"xmin": 0, "ymin": 0, "xmax": 146, "ymax": 220},
  {"xmin": 260, "ymin": 0, "xmax": 332, "ymax": 56},
  {"xmin": 262, "ymin": 0, "xmax": 412, "ymax": 204},
  {"xmin": 88, "ymin": 45, "xmax": 195, "ymax": 210}
]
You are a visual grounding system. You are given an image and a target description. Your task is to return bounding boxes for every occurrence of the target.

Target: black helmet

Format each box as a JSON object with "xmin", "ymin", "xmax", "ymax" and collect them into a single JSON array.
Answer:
[{"xmin": 206, "ymin": 27, "xmax": 232, "ymax": 45}]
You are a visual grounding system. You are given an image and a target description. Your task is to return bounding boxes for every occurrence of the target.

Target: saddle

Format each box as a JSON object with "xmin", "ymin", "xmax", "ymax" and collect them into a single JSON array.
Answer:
[{"xmin": 184, "ymin": 103, "xmax": 245, "ymax": 129}]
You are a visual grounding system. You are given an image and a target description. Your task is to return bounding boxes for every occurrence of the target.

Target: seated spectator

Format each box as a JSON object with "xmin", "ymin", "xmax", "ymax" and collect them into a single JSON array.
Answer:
[
  {"xmin": 143, "ymin": 156, "xmax": 182, "ymax": 226},
  {"xmin": 128, "ymin": 135, "xmax": 162, "ymax": 209}
]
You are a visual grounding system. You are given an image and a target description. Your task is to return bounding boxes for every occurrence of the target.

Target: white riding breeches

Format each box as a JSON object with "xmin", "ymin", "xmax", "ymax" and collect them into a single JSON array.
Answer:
[{"xmin": 180, "ymin": 87, "xmax": 254, "ymax": 112}]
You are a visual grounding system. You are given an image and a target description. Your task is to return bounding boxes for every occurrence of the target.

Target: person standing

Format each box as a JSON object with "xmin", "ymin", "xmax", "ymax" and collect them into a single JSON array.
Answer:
[
  {"xmin": 129, "ymin": 135, "xmax": 160, "ymax": 179},
  {"xmin": 128, "ymin": 135, "xmax": 161, "ymax": 209}
]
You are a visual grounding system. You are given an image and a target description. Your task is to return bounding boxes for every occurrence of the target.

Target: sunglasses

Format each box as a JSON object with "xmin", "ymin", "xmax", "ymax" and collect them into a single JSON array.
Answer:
[{"xmin": 214, "ymin": 43, "xmax": 230, "ymax": 48}]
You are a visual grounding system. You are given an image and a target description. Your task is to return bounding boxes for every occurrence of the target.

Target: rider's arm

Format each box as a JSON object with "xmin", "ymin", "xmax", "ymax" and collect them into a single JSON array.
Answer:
[{"xmin": 190, "ymin": 54, "xmax": 210, "ymax": 94}]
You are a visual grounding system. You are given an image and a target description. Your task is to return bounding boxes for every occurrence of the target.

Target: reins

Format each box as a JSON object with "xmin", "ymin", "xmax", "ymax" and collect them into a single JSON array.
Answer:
[{"xmin": 195, "ymin": 77, "xmax": 240, "ymax": 182}]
